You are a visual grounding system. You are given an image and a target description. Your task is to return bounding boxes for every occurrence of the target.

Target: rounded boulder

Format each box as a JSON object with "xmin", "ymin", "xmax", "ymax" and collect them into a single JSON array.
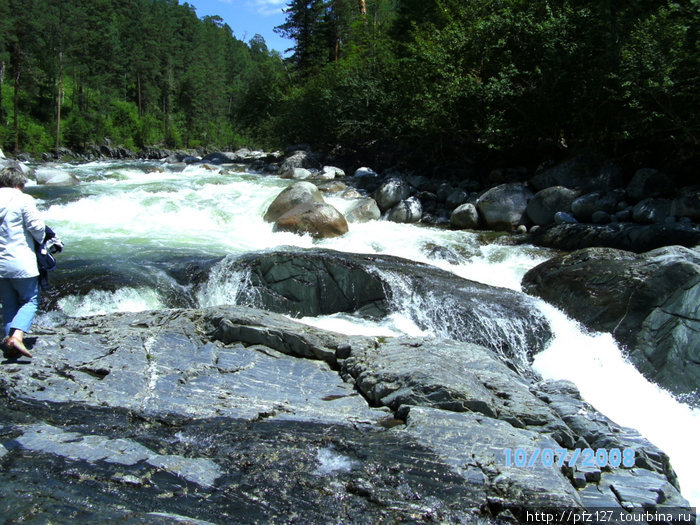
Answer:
[
  {"xmin": 386, "ymin": 197, "xmax": 422, "ymax": 223},
  {"xmin": 526, "ymin": 186, "xmax": 578, "ymax": 225},
  {"xmin": 450, "ymin": 203, "xmax": 480, "ymax": 229},
  {"xmin": 475, "ymin": 183, "xmax": 533, "ymax": 231},
  {"xmin": 264, "ymin": 182, "xmax": 324, "ymax": 223},
  {"xmin": 374, "ymin": 177, "xmax": 411, "ymax": 212},
  {"xmin": 273, "ymin": 202, "xmax": 349, "ymax": 239},
  {"xmin": 345, "ymin": 198, "xmax": 381, "ymax": 223}
]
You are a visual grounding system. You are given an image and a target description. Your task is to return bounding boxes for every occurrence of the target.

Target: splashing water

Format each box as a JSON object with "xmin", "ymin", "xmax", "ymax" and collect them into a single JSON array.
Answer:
[
  {"xmin": 532, "ymin": 301, "xmax": 700, "ymax": 513},
  {"xmin": 57, "ymin": 287, "xmax": 165, "ymax": 317},
  {"xmin": 314, "ymin": 447, "xmax": 357, "ymax": 476},
  {"xmin": 196, "ymin": 263, "xmax": 253, "ymax": 308},
  {"xmin": 368, "ymin": 267, "xmax": 536, "ymax": 371}
]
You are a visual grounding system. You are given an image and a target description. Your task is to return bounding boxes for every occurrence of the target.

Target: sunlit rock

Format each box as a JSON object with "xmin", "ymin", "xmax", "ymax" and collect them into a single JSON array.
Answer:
[
  {"xmin": 345, "ymin": 197, "xmax": 380, "ymax": 223},
  {"xmin": 273, "ymin": 202, "xmax": 349, "ymax": 239},
  {"xmin": 263, "ymin": 181, "xmax": 325, "ymax": 222}
]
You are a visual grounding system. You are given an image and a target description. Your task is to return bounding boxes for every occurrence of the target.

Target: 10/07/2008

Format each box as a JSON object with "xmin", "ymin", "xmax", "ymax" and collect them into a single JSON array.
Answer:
[{"xmin": 503, "ymin": 447, "xmax": 635, "ymax": 468}]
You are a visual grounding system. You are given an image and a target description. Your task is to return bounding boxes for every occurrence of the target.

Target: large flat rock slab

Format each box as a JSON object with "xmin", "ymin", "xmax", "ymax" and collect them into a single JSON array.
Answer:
[
  {"xmin": 0, "ymin": 306, "xmax": 693, "ymax": 522},
  {"xmin": 4, "ymin": 308, "xmax": 386, "ymax": 426}
]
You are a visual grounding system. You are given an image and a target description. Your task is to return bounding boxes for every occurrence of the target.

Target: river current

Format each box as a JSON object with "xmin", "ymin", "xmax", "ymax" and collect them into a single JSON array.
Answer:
[{"xmin": 27, "ymin": 160, "xmax": 699, "ymax": 509}]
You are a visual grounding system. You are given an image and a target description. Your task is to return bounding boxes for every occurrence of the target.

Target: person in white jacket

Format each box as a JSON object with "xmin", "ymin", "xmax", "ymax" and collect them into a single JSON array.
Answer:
[{"xmin": 0, "ymin": 166, "xmax": 46, "ymax": 358}]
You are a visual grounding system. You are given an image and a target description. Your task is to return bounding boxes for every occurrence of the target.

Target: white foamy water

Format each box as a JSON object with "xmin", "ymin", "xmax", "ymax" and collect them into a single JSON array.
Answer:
[
  {"xmin": 57, "ymin": 287, "xmax": 165, "ymax": 317},
  {"xmin": 314, "ymin": 446, "xmax": 357, "ymax": 476},
  {"xmin": 533, "ymin": 301, "xmax": 700, "ymax": 512},
  {"xmin": 31, "ymin": 160, "xmax": 699, "ymax": 511}
]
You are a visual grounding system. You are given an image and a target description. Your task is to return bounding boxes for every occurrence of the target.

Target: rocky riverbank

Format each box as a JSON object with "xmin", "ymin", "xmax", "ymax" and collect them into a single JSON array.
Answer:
[
  {"xmin": 0, "ymin": 304, "xmax": 692, "ymax": 523},
  {"xmin": 5, "ymin": 145, "xmax": 699, "ymax": 254}
]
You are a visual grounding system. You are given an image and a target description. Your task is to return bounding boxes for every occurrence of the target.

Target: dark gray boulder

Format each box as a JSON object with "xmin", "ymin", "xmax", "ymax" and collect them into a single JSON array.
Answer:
[
  {"xmin": 476, "ymin": 183, "xmax": 533, "ymax": 231},
  {"xmin": 344, "ymin": 197, "xmax": 381, "ymax": 223},
  {"xmin": 352, "ymin": 167, "xmax": 380, "ymax": 192},
  {"xmin": 385, "ymin": 196, "xmax": 422, "ymax": 223},
  {"xmin": 451, "ymin": 202, "xmax": 480, "ymax": 229},
  {"xmin": 673, "ymin": 186, "xmax": 700, "ymax": 221},
  {"xmin": 277, "ymin": 148, "xmax": 321, "ymax": 174},
  {"xmin": 208, "ymin": 248, "xmax": 552, "ymax": 372},
  {"xmin": 200, "ymin": 151, "xmax": 237, "ymax": 164},
  {"xmin": 527, "ymin": 186, "xmax": 579, "ymax": 225},
  {"xmin": 374, "ymin": 177, "xmax": 411, "ymax": 212},
  {"xmin": 522, "ymin": 246, "xmax": 700, "ymax": 400},
  {"xmin": 436, "ymin": 182, "xmax": 454, "ymax": 202},
  {"xmin": 554, "ymin": 211, "xmax": 578, "ymax": 224},
  {"xmin": 445, "ymin": 188, "xmax": 469, "ymax": 209},
  {"xmin": 633, "ymin": 198, "xmax": 674, "ymax": 224},
  {"xmin": 571, "ymin": 191, "xmax": 621, "ymax": 222},
  {"xmin": 591, "ymin": 210, "xmax": 611, "ymax": 224},
  {"xmin": 0, "ymin": 157, "xmax": 34, "ymax": 179},
  {"xmin": 530, "ymin": 154, "xmax": 623, "ymax": 192},
  {"xmin": 626, "ymin": 168, "xmax": 674, "ymax": 202},
  {"xmin": 530, "ymin": 222, "xmax": 700, "ymax": 252}
]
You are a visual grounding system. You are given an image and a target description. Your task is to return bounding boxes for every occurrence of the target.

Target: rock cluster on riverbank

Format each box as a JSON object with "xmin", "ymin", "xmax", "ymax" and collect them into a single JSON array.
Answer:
[
  {"xmin": 2, "ymin": 142, "xmax": 698, "ymax": 522},
  {"xmin": 8, "ymin": 145, "xmax": 699, "ymax": 253}
]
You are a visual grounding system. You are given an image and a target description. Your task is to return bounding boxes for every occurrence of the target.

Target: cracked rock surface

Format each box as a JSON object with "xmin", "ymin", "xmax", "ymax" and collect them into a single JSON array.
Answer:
[{"xmin": 0, "ymin": 306, "xmax": 692, "ymax": 523}]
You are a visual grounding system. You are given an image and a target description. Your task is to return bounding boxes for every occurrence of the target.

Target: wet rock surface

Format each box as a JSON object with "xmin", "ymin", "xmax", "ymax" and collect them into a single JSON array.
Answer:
[
  {"xmin": 522, "ymin": 246, "xmax": 700, "ymax": 401},
  {"xmin": 215, "ymin": 248, "xmax": 552, "ymax": 372},
  {"xmin": 0, "ymin": 306, "xmax": 691, "ymax": 523},
  {"xmin": 530, "ymin": 222, "xmax": 700, "ymax": 252}
]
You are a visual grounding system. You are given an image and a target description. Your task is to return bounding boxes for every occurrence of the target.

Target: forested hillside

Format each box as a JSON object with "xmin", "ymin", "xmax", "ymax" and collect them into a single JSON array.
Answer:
[
  {"xmin": 1, "ymin": 0, "xmax": 698, "ymax": 168},
  {"xmin": 0, "ymin": 0, "xmax": 287, "ymax": 153}
]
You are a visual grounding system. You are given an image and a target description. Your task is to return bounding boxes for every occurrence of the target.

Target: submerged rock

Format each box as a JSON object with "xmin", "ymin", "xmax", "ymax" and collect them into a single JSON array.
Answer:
[
  {"xmin": 0, "ymin": 306, "xmax": 690, "ymax": 522},
  {"xmin": 35, "ymin": 170, "xmax": 81, "ymax": 186}
]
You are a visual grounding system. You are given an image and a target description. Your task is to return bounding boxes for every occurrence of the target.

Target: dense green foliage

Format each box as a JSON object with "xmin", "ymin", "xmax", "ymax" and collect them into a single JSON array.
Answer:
[
  {"xmin": 275, "ymin": 0, "xmax": 699, "ymax": 164},
  {"xmin": 1, "ymin": 0, "xmax": 698, "ymax": 165},
  {"xmin": 0, "ymin": 0, "xmax": 287, "ymax": 153}
]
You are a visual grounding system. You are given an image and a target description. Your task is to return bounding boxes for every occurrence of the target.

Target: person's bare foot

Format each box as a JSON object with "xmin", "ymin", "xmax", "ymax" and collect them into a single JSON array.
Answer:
[{"xmin": 7, "ymin": 336, "xmax": 33, "ymax": 358}]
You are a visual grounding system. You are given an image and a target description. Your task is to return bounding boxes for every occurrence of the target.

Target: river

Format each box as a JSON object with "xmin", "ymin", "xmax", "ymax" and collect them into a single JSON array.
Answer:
[{"xmin": 27, "ymin": 159, "xmax": 699, "ymax": 511}]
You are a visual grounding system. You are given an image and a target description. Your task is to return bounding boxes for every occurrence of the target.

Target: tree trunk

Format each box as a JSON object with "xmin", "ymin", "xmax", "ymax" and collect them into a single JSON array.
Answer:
[
  {"xmin": 56, "ymin": 50, "xmax": 63, "ymax": 152},
  {"xmin": 358, "ymin": 0, "xmax": 366, "ymax": 15},
  {"xmin": 12, "ymin": 42, "xmax": 20, "ymax": 154},
  {"xmin": 0, "ymin": 61, "xmax": 5, "ymax": 123},
  {"xmin": 609, "ymin": 0, "xmax": 620, "ymax": 69},
  {"xmin": 137, "ymin": 71, "xmax": 143, "ymax": 118}
]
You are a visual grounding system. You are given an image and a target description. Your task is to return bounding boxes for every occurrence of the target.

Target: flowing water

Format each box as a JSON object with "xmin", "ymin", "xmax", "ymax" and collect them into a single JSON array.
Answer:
[{"xmin": 27, "ymin": 160, "xmax": 699, "ymax": 510}]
